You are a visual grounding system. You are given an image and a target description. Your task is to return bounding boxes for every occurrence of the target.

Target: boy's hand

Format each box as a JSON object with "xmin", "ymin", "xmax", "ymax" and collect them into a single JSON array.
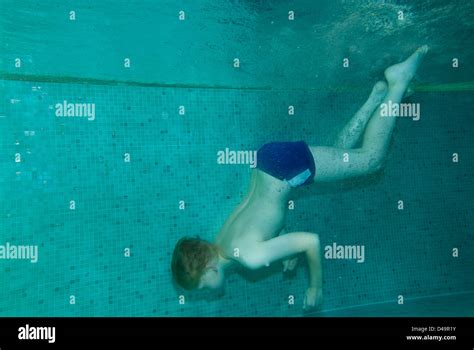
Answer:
[
  {"xmin": 303, "ymin": 287, "xmax": 323, "ymax": 310},
  {"xmin": 282, "ymin": 257, "xmax": 298, "ymax": 272}
]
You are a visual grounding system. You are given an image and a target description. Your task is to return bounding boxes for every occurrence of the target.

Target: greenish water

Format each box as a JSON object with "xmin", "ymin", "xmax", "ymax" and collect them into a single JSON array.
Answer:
[{"xmin": 0, "ymin": 0, "xmax": 473, "ymax": 316}]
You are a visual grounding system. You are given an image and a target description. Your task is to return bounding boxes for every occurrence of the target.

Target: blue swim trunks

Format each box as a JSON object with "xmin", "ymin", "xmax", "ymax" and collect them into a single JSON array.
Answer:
[{"xmin": 257, "ymin": 141, "xmax": 316, "ymax": 187}]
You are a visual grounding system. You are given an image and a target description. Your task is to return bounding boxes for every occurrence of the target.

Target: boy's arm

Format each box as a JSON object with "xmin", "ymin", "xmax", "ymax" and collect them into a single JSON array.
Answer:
[{"xmin": 242, "ymin": 232, "xmax": 323, "ymax": 308}]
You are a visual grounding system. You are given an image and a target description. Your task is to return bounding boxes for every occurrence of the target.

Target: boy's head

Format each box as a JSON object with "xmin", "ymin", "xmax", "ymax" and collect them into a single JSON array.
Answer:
[{"xmin": 171, "ymin": 237, "xmax": 224, "ymax": 290}]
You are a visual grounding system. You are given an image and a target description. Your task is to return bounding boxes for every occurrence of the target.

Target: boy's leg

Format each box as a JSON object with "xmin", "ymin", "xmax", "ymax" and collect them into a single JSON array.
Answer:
[
  {"xmin": 334, "ymin": 81, "xmax": 388, "ymax": 149},
  {"xmin": 310, "ymin": 45, "xmax": 428, "ymax": 183}
]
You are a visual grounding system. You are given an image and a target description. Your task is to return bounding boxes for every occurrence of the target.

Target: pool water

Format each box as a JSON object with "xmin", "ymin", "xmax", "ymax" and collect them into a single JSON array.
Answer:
[{"xmin": 0, "ymin": 0, "xmax": 473, "ymax": 316}]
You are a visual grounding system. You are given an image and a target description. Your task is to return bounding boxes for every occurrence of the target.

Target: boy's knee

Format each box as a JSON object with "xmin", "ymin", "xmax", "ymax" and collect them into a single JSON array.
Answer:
[
  {"xmin": 362, "ymin": 148, "xmax": 385, "ymax": 174},
  {"xmin": 368, "ymin": 152, "xmax": 385, "ymax": 173}
]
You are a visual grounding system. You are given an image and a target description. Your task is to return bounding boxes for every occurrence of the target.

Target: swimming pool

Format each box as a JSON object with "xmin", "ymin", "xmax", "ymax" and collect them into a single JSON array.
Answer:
[{"xmin": 0, "ymin": 0, "xmax": 473, "ymax": 316}]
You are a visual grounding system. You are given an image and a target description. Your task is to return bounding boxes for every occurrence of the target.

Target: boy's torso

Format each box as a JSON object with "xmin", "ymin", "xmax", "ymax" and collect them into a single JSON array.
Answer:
[{"xmin": 215, "ymin": 170, "xmax": 292, "ymax": 259}]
